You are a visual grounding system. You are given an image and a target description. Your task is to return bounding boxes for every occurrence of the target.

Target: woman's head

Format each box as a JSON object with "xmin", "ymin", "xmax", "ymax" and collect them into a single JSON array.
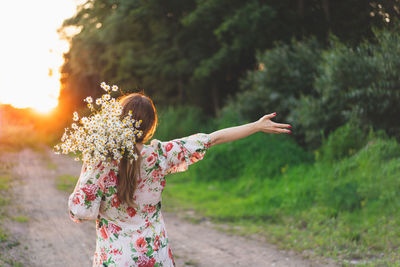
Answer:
[
  {"xmin": 119, "ymin": 92, "xmax": 158, "ymax": 144},
  {"xmin": 117, "ymin": 92, "xmax": 158, "ymax": 206}
]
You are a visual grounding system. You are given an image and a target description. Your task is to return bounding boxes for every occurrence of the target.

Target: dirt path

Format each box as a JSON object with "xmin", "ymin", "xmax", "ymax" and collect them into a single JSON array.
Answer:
[{"xmin": 1, "ymin": 148, "xmax": 336, "ymax": 267}]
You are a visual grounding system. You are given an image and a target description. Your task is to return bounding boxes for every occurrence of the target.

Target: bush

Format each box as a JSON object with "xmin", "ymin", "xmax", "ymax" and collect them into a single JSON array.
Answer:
[
  {"xmin": 320, "ymin": 123, "xmax": 367, "ymax": 162},
  {"xmin": 152, "ymin": 105, "xmax": 215, "ymax": 141},
  {"xmin": 295, "ymin": 29, "xmax": 400, "ymax": 147},
  {"xmin": 223, "ymin": 38, "xmax": 322, "ymax": 127},
  {"xmin": 191, "ymin": 132, "xmax": 313, "ymax": 182}
]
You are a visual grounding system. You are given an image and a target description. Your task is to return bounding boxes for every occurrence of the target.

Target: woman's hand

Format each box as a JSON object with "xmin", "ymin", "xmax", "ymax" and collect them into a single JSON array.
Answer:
[
  {"xmin": 209, "ymin": 112, "xmax": 291, "ymax": 146},
  {"xmin": 255, "ymin": 113, "xmax": 292, "ymax": 134}
]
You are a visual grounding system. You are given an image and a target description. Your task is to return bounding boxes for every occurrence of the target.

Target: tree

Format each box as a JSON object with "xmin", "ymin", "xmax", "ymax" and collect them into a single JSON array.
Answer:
[{"xmin": 57, "ymin": 0, "xmax": 400, "ymax": 117}]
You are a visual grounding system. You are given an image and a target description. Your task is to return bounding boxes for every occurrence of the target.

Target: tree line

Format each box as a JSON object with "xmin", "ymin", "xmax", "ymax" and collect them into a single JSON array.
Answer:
[{"xmin": 58, "ymin": 0, "xmax": 399, "ymax": 116}]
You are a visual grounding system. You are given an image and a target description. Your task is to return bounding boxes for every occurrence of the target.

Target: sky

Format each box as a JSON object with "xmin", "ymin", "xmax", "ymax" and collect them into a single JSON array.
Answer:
[{"xmin": 0, "ymin": 0, "xmax": 83, "ymax": 113}]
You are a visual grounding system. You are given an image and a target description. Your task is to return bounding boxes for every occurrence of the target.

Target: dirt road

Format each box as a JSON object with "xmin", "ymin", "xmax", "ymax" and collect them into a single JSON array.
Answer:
[{"xmin": 0, "ymin": 148, "xmax": 335, "ymax": 267}]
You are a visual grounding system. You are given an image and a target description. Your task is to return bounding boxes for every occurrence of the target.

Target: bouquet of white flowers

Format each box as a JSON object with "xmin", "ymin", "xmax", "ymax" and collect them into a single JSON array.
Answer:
[{"xmin": 54, "ymin": 82, "xmax": 143, "ymax": 171}]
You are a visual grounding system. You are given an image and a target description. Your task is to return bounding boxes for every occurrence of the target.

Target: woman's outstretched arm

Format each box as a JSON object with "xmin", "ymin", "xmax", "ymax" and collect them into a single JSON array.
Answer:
[{"xmin": 209, "ymin": 113, "xmax": 291, "ymax": 147}]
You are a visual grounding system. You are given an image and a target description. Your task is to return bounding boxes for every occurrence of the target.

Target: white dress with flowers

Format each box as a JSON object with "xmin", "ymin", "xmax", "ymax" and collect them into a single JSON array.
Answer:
[{"xmin": 68, "ymin": 133, "xmax": 212, "ymax": 267}]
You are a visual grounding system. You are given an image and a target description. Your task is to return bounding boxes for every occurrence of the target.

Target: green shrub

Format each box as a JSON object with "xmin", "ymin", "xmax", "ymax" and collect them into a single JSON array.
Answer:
[
  {"xmin": 320, "ymin": 123, "xmax": 367, "ymax": 162},
  {"xmin": 223, "ymin": 38, "xmax": 322, "ymax": 125},
  {"xmin": 294, "ymin": 37, "xmax": 379, "ymax": 148},
  {"xmin": 295, "ymin": 29, "xmax": 400, "ymax": 147},
  {"xmin": 152, "ymin": 105, "xmax": 215, "ymax": 142},
  {"xmin": 193, "ymin": 132, "xmax": 313, "ymax": 182}
]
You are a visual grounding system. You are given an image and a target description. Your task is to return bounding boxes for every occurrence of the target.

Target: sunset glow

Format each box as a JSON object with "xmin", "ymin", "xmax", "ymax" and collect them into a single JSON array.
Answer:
[{"xmin": 0, "ymin": 0, "xmax": 83, "ymax": 113}]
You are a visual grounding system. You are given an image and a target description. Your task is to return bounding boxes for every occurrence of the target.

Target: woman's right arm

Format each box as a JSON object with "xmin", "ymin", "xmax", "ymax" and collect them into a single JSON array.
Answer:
[
  {"xmin": 209, "ymin": 113, "xmax": 291, "ymax": 147},
  {"xmin": 68, "ymin": 163, "xmax": 103, "ymax": 223}
]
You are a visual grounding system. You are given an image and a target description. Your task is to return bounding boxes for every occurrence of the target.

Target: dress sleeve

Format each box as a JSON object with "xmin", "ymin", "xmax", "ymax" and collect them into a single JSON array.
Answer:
[
  {"xmin": 68, "ymin": 162, "xmax": 104, "ymax": 223},
  {"xmin": 151, "ymin": 133, "xmax": 212, "ymax": 175}
]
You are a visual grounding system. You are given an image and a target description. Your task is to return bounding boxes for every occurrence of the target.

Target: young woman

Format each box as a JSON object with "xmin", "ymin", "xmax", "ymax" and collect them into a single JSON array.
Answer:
[{"xmin": 68, "ymin": 92, "xmax": 291, "ymax": 267}]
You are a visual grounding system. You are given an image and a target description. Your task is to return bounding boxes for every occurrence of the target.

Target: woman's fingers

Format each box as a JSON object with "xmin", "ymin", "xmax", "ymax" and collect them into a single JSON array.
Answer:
[
  {"xmin": 274, "ymin": 123, "xmax": 292, "ymax": 128},
  {"xmin": 271, "ymin": 123, "xmax": 292, "ymax": 134},
  {"xmin": 273, "ymin": 127, "xmax": 291, "ymax": 133},
  {"xmin": 259, "ymin": 112, "xmax": 292, "ymax": 134},
  {"xmin": 264, "ymin": 112, "xmax": 277, "ymax": 120}
]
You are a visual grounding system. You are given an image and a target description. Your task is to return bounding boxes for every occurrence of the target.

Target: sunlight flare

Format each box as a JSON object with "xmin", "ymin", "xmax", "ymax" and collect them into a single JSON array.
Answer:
[{"xmin": 0, "ymin": 0, "xmax": 83, "ymax": 113}]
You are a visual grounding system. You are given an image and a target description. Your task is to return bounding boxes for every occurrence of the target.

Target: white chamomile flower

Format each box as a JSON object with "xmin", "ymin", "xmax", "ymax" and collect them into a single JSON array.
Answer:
[
  {"xmin": 54, "ymin": 82, "xmax": 142, "ymax": 166},
  {"xmin": 135, "ymin": 120, "xmax": 142, "ymax": 128},
  {"xmin": 73, "ymin": 111, "xmax": 79, "ymax": 121},
  {"xmin": 102, "ymin": 94, "xmax": 111, "ymax": 101}
]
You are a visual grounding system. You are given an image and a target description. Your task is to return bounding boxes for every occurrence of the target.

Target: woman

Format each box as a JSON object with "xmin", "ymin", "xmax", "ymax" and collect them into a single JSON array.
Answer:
[{"xmin": 68, "ymin": 92, "xmax": 291, "ymax": 267}]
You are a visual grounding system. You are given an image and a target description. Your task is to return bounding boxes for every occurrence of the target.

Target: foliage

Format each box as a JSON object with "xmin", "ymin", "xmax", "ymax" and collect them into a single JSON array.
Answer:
[
  {"xmin": 319, "ymin": 123, "xmax": 368, "ymax": 162},
  {"xmin": 223, "ymin": 38, "xmax": 322, "ymax": 134},
  {"xmin": 152, "ymin": 105, "xmax": 215, "ymax": 142},
  {"xmin": 194, "ymin": 133, "xmax": 313, "ymax": 182},
  {"xmin": 164, "ymin": 128, "xmax": 400, "ymax": 265},
  {"xmin": 228, "ymin": 28, "xmax": 400, "ymax": 148},
  {"xmin": 58, "ymin": 0, "xmax": 398, "ymax": 116},
  {"xmin": 296, "ymin": 29, "xmax": 400, "ymax": 147}
]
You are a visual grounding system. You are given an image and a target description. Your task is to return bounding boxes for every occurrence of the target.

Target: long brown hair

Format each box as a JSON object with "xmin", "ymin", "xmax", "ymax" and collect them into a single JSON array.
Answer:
[{"xmin": 117, "ymin": 92, "xmax": 158, "ymax": 206}]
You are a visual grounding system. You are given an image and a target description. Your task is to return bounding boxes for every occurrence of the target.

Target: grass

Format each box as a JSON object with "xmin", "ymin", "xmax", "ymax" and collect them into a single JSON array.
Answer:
[
  {"xmin": 0, "ymin": 174, "xmax": 12, "ymax": 242},
  {"xmin": 162, "ymin": 132, "xmax": 400, "ymax": 266},
  {"xmin": 56, "ymin": 174, "xmax": 78, "ymax": 193},
  {"xmin": 0, "ymin": 161, "xmax": 25, "ymax": 267},
  {"xmin": 0, "ymin": 175, "xmax": 11, "ymax": 191},
  {"xmin": 46, "ymin": 162, "xmax": 58, "ymax": 170},
  {"xmin": 12, "ymin": 216, "xmax": 29, "ymax": 223}
]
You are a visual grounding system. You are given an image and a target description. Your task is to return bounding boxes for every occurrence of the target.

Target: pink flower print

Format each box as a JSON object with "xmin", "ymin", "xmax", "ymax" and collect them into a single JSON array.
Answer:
[
  {"xmin": 100, "ymin": 225, "xmax": 109, "ymax": 240},
  {"xmin": 108, "ymin": 223, "xmax": 122, "ymax": 234},
  {"xmin": 135, "ymin": 237, "xmax": 148, "ymax": 254},
  {"xmin": 137, "ymin": 255, "xmax": 155, "ymax": 267},
  {"xmin": 81, "ymin": 184, "xmax": 98, "ymax": 201},
  {"xmin": 127, "ymin": 207, "xmax": 136, "ymax": 217},
  {"xmin": 165, "ymin": 142, "xmax": 173, "ymax": 152},
  {"xmin": 105, "ymin": 170, "xmax": 118, "ymax": 187},
  {"xmin": 111, "ymin": 195, "xmax": 120, "ymax": 208},
  {"xmin": 146, "ymin": 152, "xmax": 157, "ymax": 166},
  {"xmin": 72, "ymin": 191, "xmax": 83, "ymax": 204}
]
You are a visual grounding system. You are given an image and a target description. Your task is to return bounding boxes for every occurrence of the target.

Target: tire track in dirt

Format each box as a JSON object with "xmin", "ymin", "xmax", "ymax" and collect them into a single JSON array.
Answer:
[{"xmin": 1, "ymin": 148, "xmax": 336, "ymax": 267}]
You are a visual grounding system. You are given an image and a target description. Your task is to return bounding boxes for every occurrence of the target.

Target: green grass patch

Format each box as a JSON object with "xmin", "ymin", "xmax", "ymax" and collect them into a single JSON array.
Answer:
[
  {"xmin": 0, "ymin": 229, "xmax": 7, "ymax": 242},
  {"xmin": 163, "ymin": 131, "xmax": 400, "ymax": 265},
  {"xmin": 0, "ymin": 171, "xmax": 12, "ymax": 244},
  {"xmin": 56, "ymin": 174, "xmax": 78, "ymax": 192},
  {"xmin": 12, "ymin": 216, "xmax": 29, "ymax": 223},
  {"xmin": 0, "ymin": 175, "xmax": 11, "ymax": 191},
  {"xmin": 0, "ymin": 150, "xmax": 27, "ymax": 266},
  {"xmin": 46, "ymin": 162, "xmax": 57, "ymax": 170}
]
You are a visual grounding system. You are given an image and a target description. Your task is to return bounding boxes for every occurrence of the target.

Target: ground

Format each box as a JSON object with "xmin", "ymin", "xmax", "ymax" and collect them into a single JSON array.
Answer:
[{"xmin": 0, "ymin": 148, "xmax": 336, "ymax": 267}]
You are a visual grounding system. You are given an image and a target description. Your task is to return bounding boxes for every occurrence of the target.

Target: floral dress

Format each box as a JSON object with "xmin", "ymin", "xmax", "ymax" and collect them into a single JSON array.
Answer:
[{"xmin": 68, "ymin": 133, "xmax": 211, "ymax": 267}]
